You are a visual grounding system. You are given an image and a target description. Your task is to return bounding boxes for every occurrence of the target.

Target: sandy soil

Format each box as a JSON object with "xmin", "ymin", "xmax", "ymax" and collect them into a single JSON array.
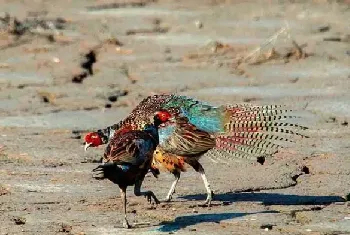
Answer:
[{"xmin": 0, "ymin": 0, "xmax": 349, "ymax": 234}]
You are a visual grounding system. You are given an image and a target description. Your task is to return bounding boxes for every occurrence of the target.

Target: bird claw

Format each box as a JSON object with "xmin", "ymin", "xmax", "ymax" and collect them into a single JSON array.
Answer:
[
  {"xmin": 123, "ymin": 220, "xmax": 131, "ymax": 229},
  {"xmin": 204, "ymin": 197, "xmax": 212, "ymax": 206},
  {"xmin": 162, "ymin": 197, "xmax": 172, "ymax": 203},
  {"xmin": 92, "ymin": 167, "xmax": 105, "ymax": 180},
  {"xmin": 200, "ymin": 191, "xmax": 214, "ymax": 207},
  {"xmin": 145, "ymin": 193, "xmax": 160, "ymax": 205}
]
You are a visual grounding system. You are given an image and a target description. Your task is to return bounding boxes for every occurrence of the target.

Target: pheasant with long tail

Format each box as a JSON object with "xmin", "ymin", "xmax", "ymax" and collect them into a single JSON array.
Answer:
[
  {"xmin": 88, "ymin": 110, "xmax": 172, "ymax": 228},
  {"xmin": 85, "ymin": 94, "xmax": 308, "ymax": 205}
]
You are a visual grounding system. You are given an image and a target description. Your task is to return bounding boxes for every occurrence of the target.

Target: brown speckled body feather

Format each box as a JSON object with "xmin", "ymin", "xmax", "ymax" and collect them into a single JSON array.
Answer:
[
  {"xmin": 104, "ymin": 130, "xmax": 157, "ymax": 166},
  {"xmin": 111, "ymin": 95, "xmax": 177, "ymax": 131},
  {"xmin": 159, "ymin": 116, "xmax": 216, "ymax": 156},
  {"xmin": 153, "ymin": 147, "xmax": 187, "ymax": 174},
  {"xmin": 98, "ymin": 126, "xmax": 160, "ymax": 189}
]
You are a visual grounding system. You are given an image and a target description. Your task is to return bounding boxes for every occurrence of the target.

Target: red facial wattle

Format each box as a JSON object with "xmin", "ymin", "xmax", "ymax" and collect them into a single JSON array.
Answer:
[
  {"xmin": 157, "ymin": 111, "xmax": 172, "ymax": 122},
  {"xmin": 84, "ymin": 132, "xmax": 103, "ymax": 147}
]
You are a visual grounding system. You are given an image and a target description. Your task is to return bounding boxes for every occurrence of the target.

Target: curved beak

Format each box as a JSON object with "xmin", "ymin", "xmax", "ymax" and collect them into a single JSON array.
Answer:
[{"xmin": 84, "ymin": 142, "xmax": 92, "ymax": 151}]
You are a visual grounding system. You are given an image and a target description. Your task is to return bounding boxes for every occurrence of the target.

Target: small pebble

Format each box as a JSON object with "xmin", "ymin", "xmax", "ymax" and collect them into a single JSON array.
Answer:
[
  {"xmin": 52, "ymin": 57, "xmax": 60, "ymax": 63},
  {"xmin": 194, "ymin": 20, "xmax": 203, "ymax": 29},
  {"xmin": 108, "ymin": 96, "xmax": 118, "ymax": 102}
]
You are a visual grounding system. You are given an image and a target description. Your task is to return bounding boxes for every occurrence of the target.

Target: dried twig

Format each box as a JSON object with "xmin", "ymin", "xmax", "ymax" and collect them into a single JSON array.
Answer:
[{"xmin": 243, "ymin": 27, "xmax": 289, "ymax": 63}]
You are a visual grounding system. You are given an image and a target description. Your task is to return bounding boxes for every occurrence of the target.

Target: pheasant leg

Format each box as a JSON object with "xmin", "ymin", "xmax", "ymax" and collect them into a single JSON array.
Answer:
[
  {"xmin": 189, "ymin": 161, "xmax": 213, "ymax": 206},
  {"xmin": 200, "ymin": 170, "xmax": 213, "ymax": 206},
  {"xmin": 164, "ymin": 172, "xmax": 180, "ymax": 202},
  {"xmin": 120, "ymin": 187, "xmax": 131, "ymax": 229},
  {"xmin": 134, "ymin": 180, "xmax": 160, "ymax": 205}
]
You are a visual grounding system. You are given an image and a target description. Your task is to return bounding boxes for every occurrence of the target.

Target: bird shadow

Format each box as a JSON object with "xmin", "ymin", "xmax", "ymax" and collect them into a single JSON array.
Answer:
[
  {"xmin": 179, "ymin": 192, "xmax": 345, "ymax": 205},
  {"xmin": 155, "ymin": 192, "xmax": 345, "ymax": 232},
  {"xmin": 156, "ymin": 210, "xmax": 278, "ymax": 232}
]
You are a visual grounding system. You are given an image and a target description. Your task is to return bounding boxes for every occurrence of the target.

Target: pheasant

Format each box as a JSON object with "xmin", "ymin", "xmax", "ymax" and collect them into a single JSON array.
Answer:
[
  {"xmin": 85, "ymin": 94, "xmax": 307, "ymax": 205},
  {"xmin": 90, "ymin": 110, "xmax": 172, "ymax": 228}
]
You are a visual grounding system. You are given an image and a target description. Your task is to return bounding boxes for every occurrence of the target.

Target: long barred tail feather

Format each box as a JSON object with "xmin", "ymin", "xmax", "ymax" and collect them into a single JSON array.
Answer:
[
  {"xmin": 205, "ymin": 103, "xmax": 309, "ymax": 163},
  {"xmin": 224, "ymin": 126, "xmax": 309, "ymax": 138},
  {"xmin": 216, "ymin": 135, "xmax": 281, "ymax": 151},
  {"xmin": 225, "ymin": 104, "xmax": 292, "ymax": 116},
  {"xmin": 225, "ymin": 105, "xmax": 304, "ymax": 123},
  {"xmin": 225, "ymin": 120, "xmax": 308, "ymax": 131},
  {"xmin": 215, "ymin": 136, "xmax": 279, "ymax": 156},
  {"xmin": 206, "ymin": 148, "xmax": 266, "ymax": 163},
  {"xmin": 226, "ymin": 132, "xmax": 295, "ymax": 142},
  {"xmin": 232, "ymin": 115, "xmax": 301, "ymax": 122}
]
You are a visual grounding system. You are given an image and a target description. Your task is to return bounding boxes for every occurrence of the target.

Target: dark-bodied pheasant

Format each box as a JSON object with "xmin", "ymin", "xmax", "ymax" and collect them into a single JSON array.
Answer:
[
  {"xmin": 85, "ymin": 94, "xmax": 307, "ymax": 205},
  {"xmin": 90, "ymin": 110, "xmax": 172, "ymax": 228}
]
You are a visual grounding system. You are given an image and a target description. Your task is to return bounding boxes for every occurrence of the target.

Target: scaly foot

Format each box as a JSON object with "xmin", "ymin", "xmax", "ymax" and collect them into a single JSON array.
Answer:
[
  {"xmin": 123, "ymin": 220, "xmax": 131, "ymax": 229},
  {"xmin": 145, "ymin": 191, "xmax": 160, "ymax": 205},
  {"xmin": 162, "ymin": 197, "xmax": 172, "ymax": 202},
  {"xmin": 202, "ymin": 190, "xmax": 214, "ymax": 206}
]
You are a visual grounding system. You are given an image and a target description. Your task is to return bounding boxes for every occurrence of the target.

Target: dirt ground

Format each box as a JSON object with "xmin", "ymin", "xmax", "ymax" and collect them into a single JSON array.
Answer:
[{"xmin": 0, "ymin": 0, "xmax": 349, "ymax": 234}]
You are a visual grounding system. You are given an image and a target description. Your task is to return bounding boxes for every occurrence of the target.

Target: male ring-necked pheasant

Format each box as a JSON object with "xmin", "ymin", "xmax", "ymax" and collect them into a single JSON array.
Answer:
[
  {"xmin": 85, "ymin": 94, "xmax": 307, "ymax": 205},
  {"xmin": 90, "ymin": 110, "xmax": 173, "ymax": 228}
]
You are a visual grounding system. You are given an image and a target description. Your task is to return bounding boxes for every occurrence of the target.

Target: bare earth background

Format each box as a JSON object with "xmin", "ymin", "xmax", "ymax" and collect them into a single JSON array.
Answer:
[{"xmin": 0, "ymin": 0, "xmax": 349, "ymax": 234}]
